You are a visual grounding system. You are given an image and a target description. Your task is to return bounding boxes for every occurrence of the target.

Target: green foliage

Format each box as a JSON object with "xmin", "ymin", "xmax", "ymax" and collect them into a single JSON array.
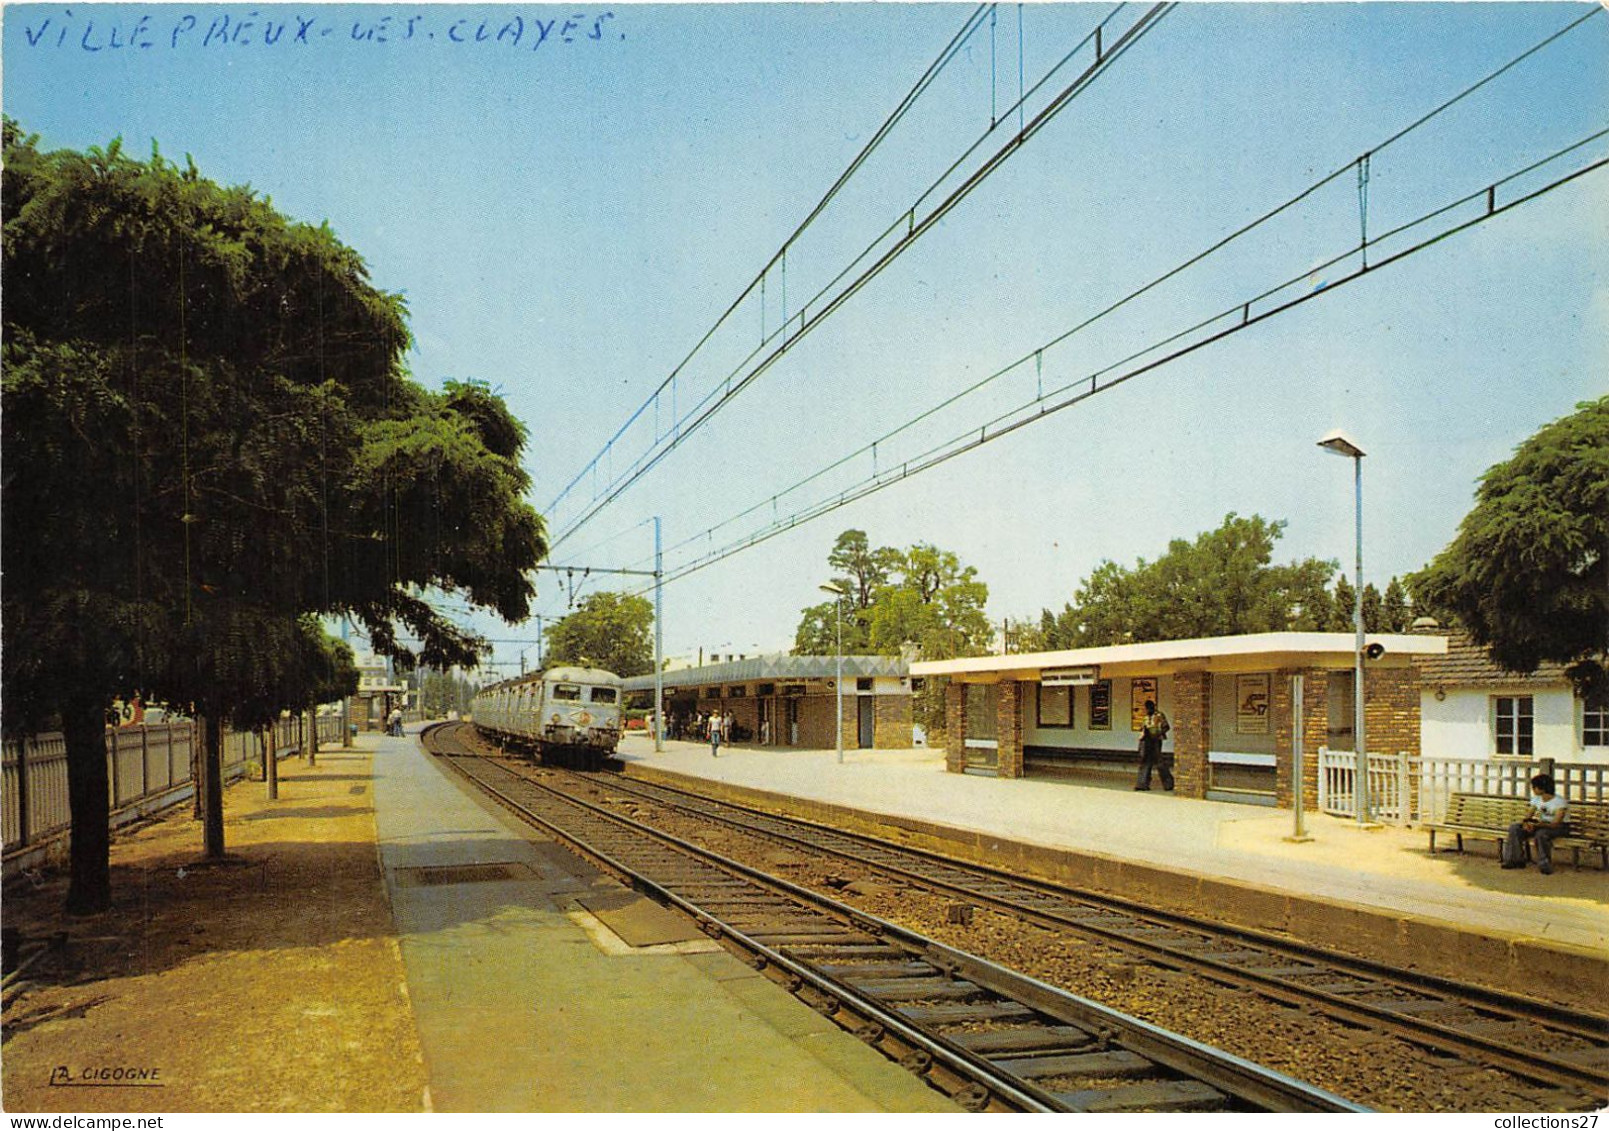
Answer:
[
  {"xmin": 793, "ymin": 531, "xmax": 991, "ymax": 660},
  {"xmin": 544, "ymin": 591, "xmax": 655, "ymax": 677},
  {"xmin": 1048, "ymin": 515, "xmax": 1338, "ymax": 646},
  {"xmin": 418, "ymin": 668, "xmax": 480, "ymax": 717},
  {"xmin": 1411, "ymin": 397, "xmax": 1609, "ymax": 695},
  {"xmin": 2, "ymin": 121, "xmax": 546, "ymax": 902}
]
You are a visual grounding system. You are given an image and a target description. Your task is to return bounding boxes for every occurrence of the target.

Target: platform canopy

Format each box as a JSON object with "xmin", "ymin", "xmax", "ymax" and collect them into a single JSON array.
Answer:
[
  {"xmin": 910, "ymin": 631, "xmax": 1447, "ymax": 683},
  {"xmin": 623, "ymin": 654, "xmax": 907, "ymax": 693}
]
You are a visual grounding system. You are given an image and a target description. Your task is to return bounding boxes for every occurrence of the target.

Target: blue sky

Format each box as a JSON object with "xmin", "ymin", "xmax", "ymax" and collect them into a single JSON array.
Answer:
[{"xmin": 5, "ymin": 3, "xmax": 1606, "ymax": 675}]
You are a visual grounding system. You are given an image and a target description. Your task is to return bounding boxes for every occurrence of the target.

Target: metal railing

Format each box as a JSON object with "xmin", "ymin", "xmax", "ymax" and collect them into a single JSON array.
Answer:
[
  {"xmin": 1318, "ymin": 747, "xmax": 1608, "ymax": 825},
  {"xmin": 2, "ymin": 711, "xmax": 344, "ymax": 858}
]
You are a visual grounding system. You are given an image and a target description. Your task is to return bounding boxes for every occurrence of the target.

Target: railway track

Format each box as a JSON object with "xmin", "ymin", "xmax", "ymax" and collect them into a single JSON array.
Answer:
[
  {"xmin": 564, "ymin": 760, "xmax": 1609, "ymax": 1105},
  {"xmin": 424, "ymin": 723, "xmax": 1361, "ymax": 1113}
]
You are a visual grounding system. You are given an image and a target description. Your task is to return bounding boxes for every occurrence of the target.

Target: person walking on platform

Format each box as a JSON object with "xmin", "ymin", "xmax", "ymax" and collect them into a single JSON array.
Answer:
[
  {"xmin": 708, "ymin": 710, "xmax": 724, "ymax": 757},
  {"xmin": 1502, "ymin": 773, "xmax": 1569, "ymax": 874},
  {"xmin": 1134, "ymin": 699, "xmax": 1173, "ymax": 791},
  {"xmin": 723, "ymin": 710, "xmax": 736, "ymax": 746}
]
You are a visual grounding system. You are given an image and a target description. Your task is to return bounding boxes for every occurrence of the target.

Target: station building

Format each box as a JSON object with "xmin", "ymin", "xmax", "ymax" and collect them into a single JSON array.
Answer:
[
  {"xmin": 623, "ymin": 654, "xmax": 914, "ymax": 750},
  {"xmin": 1415, "ymin": 632, "xmax": 1609, "ymax": 765},
  {"xmin": 911, "ymin": 632, "xmax": 1448, "ymax": 808}
]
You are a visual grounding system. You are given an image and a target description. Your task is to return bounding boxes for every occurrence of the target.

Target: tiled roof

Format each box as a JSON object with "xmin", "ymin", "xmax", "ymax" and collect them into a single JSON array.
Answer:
[{"xmin": 1411, "ymin": 632, "xmax": 1570, "ymax": 688}]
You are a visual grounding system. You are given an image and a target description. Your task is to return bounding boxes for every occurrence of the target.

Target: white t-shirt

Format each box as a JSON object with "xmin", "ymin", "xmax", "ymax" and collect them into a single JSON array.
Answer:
[
  {"xmin": 708, "ymin": 715, "xmax": 723, "ymax": 737},
  {"xmin": 1531, "ymin": 793, "xmax": 1569, "ymax": 826}
]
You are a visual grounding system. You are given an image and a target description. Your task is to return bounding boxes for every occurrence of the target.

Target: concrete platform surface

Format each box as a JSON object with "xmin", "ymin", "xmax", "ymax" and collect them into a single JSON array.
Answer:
[
  {"xmin": 371, "ymin": 731, "xmax": 958, "ymax": 1113},
  {"xmin": 615, "ymin": 735, "xmax": 1608, "ymax": 994}
]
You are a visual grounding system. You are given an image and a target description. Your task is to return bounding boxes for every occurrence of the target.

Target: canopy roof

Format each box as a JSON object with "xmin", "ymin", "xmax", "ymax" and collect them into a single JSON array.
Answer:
[
  {"xmin": 911, "ymin": 632, "xmax": 1447, "ymax": 682},
  {"xmin": 623, "ymin": 654, "xmax": 907, "ymax": 693}
]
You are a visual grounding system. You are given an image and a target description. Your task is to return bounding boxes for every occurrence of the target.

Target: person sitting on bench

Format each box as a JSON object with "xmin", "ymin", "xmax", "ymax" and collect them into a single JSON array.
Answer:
[{"xmin": 1502, "ymin": 773, "xmax": 1569, "ymax": 875}]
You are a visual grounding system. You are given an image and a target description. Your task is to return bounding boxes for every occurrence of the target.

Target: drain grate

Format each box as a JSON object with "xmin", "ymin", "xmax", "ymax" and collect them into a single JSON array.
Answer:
[{"xmin": 393, "ymin": 862, "xmax": 530, "ymax": 887}]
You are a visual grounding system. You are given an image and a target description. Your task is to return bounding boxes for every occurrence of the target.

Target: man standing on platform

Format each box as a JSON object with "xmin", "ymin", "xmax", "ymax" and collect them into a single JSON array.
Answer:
[
  {"xmin": 708, "ymin": 710, "xmax": 724, "ymax": 757},
  {"xmin": 1134, "ymin": 699, "xmax": 1174, "ymax": 791}
]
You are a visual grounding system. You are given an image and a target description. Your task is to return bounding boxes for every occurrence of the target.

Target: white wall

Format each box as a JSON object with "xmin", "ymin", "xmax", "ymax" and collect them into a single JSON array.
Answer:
[
  {"xmin": 1420, "ymin": 686, "xmax": 1603, "ymax": 763},
  {"xmin": 1022, "ymin": 676, "xmax": 1172, "ymax": 753}
]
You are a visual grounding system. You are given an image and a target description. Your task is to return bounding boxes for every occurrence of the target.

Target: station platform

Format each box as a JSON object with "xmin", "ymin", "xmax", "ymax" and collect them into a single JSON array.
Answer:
[
  {"xmin": 372, "ymin": 732, "xmax": 958, "ymax": 1112},
  {"xmin": 613, "ymin": 734, "xmax": 1608, "ymax": 1003}
]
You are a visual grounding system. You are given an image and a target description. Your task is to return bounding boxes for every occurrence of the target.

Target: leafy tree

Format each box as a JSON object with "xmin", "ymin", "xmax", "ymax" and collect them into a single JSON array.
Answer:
[
  {"xmin": 544, "ymin": 592, "xmax": 654, "ymax": 677},
  {"xmin": 1052, "ymin": 514, "xmax": 1341, "ymax": 646},
  {"xmin": 793, "ymin": 531, "xmax": 991, "ymax": 660},
  {"xmin": 869, "ymin": 544, "xmax": 992, "ymax": 658},
  {"xmin": 793, "ymin": 530, "xmax": 896, "ymax": 653},
  {"xmin": 1412, "ymin": 396, "xmax": 1609, "ymax": 698},
  {"xmin": 1381, "ymin": 577, "xmax": 1412, "ymax": 633},
  {"xmin": 2, "ymin": 123, "xmax": 544, "ymax": 911},
  {"xmin": 419, "ymin": 668, "xmax": 479, "ymax": 718}
]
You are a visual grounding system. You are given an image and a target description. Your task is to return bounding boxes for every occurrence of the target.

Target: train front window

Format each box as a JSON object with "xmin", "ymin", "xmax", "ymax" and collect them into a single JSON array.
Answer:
[
  {"xmin": 552, "ymin": 684, "xmax": 582, "ymax": 701},
  {"xmin": 589, "ymin": 687, "xmax": 618, "ymax": 704}
]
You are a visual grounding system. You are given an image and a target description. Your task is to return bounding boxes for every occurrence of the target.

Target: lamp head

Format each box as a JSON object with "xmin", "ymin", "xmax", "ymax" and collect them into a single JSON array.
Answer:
[
  {"xmin": 1317, "ymin": 429, "xmax": 1366, "ymax": 459},
  {"xmin": 819, "ymin": 582, "xmax": 847, "ymax": 598}
]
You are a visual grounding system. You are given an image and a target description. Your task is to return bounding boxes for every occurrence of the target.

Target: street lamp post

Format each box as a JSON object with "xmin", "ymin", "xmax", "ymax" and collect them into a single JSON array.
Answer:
[
  {"xmin": 1318, "ymin": 429, "xmax": 1369, "ymax": 826},
  {"xmin": 820, "ymin": 583, "xmax": 846, "ymax": 764}
]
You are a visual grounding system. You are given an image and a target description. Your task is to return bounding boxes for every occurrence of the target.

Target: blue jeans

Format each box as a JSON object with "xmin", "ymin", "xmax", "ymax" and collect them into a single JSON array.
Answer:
[
  {"xmin": 710, "ymin": 732, "xmax": 721, "ymax": 756},
  {"xmin": 1504, "ymin": 821, "xmax": 1562, "ymax": 868}
]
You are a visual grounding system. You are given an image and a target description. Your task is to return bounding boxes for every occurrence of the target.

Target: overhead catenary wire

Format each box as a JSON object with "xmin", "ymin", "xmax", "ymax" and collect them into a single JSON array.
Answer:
[
  {"xmin": 549, "ymin": 3, "xmax": 1174, "ymax": 551},
  {"xmin": 638, "ymin": 133, "xmax": 1606, "ymax": 590},
  {"xmin": 639, "ymin": 6, "xmax": 1605, "ymax": 569},
  {"xmin": 545, "ymin": 3, "xmax": 995, "ymax": 517}
]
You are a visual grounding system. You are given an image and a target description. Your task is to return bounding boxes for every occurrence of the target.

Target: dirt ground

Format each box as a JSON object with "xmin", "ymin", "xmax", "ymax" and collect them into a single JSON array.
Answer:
[{"xmin": 1, "ymin": 743, "xmax": 428, "ymax": 1113}]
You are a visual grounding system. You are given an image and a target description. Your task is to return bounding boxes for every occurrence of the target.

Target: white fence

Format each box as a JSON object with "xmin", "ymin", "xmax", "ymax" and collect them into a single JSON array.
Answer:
[
  {"xmin": 3, "ymin": 712, "xmax": 346, "ymax": 861},
  {"xmin": 1318, "ymin": 747, "xmax": 1608, "ymax": 825}
]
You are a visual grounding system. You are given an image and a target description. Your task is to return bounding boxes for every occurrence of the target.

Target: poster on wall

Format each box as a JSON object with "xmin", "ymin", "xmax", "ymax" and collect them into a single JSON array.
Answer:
[
  {"xmin": 1237, "ymin": 673, "xmax": 1271, "ymax": 734},
  {"xmin": 1089, "ymin": 680, "xmax": 1112, "ymax": 730},
  {"xmin": 1038, "ymin": 684, "xmax": 1073, "ymax": 728},
  {"xmin": 1130, "ymin": 677, "xmax": 1158, "ymax": 730}
]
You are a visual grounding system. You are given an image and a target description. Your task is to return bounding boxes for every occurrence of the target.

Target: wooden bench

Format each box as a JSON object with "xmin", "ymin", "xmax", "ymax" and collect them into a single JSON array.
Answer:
[{"xmin": 1424, "ymin": 792, "xmax": 1609, "ymax": 869}]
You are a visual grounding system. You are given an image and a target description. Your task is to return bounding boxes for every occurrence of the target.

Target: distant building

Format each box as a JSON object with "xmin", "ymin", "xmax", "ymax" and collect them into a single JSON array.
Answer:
[
  {"xmin": 623, "ymin": 654, "xmax": 914, "ymax": 749},
  {"xmin": 353, "ymin": 652, "xmax": 406, "ymax": 731}
]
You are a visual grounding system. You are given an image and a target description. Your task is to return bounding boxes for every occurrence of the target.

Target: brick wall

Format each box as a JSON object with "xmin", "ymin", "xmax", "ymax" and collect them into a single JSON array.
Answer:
[
  {"xmin": 1271, "ymin": 669, "xmax": 1327, "ymax": 811},
  {"xmin": 945, "ymin": 681, "xmax": 966, "ymax": 773},
  {"xmin": 873, "ymin": 694, "xmax": 913, "ymax": 749},
  {"xmin": 1298, "ymin": 668, "xmax": 1329, "ymax": 811},
  {"xmin": 728, "ymin": 698, "xmax": 759, "ymax": 743},
  {"xmin": 796, "ymin": 693, "xmax": 842, "ymax": 750},
  {"xmin": 1172, "ymin": 671, "xmax": 1210, "ymax": 798},
  {"xmin": 1366, "ymin": 667, "xmax": 1419, "ymax": 757},
  {"xmin": 997, "ymin": 680, "xmax": 1025, "ymax": 778}
]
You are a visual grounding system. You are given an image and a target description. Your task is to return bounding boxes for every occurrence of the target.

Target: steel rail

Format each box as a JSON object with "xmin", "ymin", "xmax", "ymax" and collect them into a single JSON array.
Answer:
[
  {"xmin": 579, "ymin": 766, "xmax": 1609, "ymax": 1098},
  {"xmin": 426, "ymin": 728, "xmax": 1361, "ymax": 1112}
]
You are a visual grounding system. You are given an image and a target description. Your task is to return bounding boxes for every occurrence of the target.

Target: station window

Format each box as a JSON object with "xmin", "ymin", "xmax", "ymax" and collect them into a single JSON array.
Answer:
[
  {"xmin": 728, "ymin": 685, "xmax": 748, "ymax": 697},
  {"xmin": 856, "ymin": 678, "xmax": 873, "ymax": 692},
  {"xmin": 1493, "ymin": 696, "xmax": 1533, "ymax": 757},
  {"xmin": 757, "ymin": 683, "xmax": 775, "ymax": 696},
  {"xmin": 1584, "ymin": 701, "xmax": 1608, "ymax": 748}
]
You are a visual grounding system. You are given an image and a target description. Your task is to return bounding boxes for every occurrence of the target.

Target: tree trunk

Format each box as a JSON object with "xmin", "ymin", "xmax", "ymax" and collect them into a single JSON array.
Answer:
[
  {"xmin": 306, "ymin": 706, "xmax": 318, "ymax": 766},
  {"xmin": 202, "ymin": 712, "xmax": 225, "ymax": 858},
  {"xmin": 62, "ymin": 703, "xmax": 112, "ymax": 915},
  {"xmin": 264, "ymin": 727, "xmax": 279, "ymax": 801},
  {"xmin": 191, "ymin": 716, "xmax": 204, "ymax": 820}
]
